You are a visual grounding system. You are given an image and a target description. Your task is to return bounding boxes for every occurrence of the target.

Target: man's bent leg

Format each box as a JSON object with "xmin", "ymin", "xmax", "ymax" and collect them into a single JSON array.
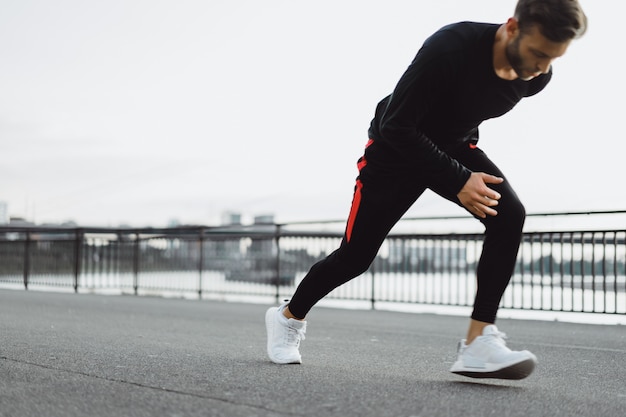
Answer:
[
  {"xmin": 437, "ymin": 144, "xmax": 525, "ymax": 329},
  {"xmin": 437, "ymin": 144, "xmax": 535, "ymax": 379}
]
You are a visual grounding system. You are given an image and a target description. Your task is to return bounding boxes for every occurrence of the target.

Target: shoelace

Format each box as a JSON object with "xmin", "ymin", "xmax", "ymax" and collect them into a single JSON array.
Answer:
[
  {"xmin": 484, "ymin": 329, "xmax": 508, "ymax": 348},
  {"xmin": 285, "ymin": 322, "xmax": 306, "ymax": 347}
]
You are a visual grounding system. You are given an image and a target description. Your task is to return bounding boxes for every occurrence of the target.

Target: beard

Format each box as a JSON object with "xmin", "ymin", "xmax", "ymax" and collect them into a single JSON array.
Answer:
[{"xmin": 505, "ymin": 37, "xmax": 535, "ymax": 81}]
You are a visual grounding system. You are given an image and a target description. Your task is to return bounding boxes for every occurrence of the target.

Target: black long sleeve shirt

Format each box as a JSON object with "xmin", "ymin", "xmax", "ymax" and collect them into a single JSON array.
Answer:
[{"xmin": 367, "ymin": 22, "xmax": 551, "ymax": 196}]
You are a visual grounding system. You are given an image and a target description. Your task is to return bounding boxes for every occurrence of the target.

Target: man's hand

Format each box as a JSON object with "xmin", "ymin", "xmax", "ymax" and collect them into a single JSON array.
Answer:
[{"xmin": 457, "ymin": 172, "xmax": 504, "ymax": 218}]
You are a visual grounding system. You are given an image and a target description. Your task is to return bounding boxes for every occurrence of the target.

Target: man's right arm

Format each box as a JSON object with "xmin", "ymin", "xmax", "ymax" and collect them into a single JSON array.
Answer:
[{"xmin": 376, "ymin": 35, "xmax": 472, "ymax": 197}]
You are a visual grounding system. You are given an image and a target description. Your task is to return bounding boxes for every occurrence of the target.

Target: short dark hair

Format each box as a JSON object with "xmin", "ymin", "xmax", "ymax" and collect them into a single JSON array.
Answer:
[{"xmin": 514, "ymin": 0, "xmax": 588, "ymax": 42}]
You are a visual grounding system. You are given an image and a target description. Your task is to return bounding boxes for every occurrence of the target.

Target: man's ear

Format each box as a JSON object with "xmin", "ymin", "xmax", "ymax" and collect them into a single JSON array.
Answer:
[{"xmin": 505, "ymin": 17, "xmax": 520, "ymax": 39}]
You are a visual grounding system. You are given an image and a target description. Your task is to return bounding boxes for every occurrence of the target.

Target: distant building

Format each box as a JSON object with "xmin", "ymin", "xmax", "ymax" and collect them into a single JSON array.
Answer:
[
  {"xmin": 253, "ymin": 214, "xmax": 274, "ymax": 225},
  {"xmin": 8, "ymin": 217, "xmax": 35, "ymax": 227},
  {"xmin": 221, "ymin": 211, "xmax": 242, "ymax": 226}
]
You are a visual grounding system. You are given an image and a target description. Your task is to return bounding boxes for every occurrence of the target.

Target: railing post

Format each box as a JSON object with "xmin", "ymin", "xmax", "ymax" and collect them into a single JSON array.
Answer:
[
  {"xmin": 73, "ymin": 229, "xmax": 83, "ymax": 293},
  {"xmin": 370, "ymin": 267, "xmax": 376, "ymax": 311},
  {"xmin": 274, "ymin": 224, "xmax": 281, "ymax": 305},
  {"xmin": 116, "ymin": 232, "xmax": 123, "ymax": 285},
  {"xmin": 198, "ymin": 228, "xmax": 204, "ymax": 299},
  {"xmin": 133, "ymin": 232, "xmax": 140, "ymax": 295},
  {"xmin": 23, "ymin": 231, "xmax": 31, "ymax": 290}
]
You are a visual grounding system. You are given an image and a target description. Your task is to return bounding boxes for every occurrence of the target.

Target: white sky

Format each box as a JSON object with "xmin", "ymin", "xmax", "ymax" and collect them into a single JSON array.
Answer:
[{"xmin": 1, "ymin": 0, "xmax": 622, "ymax": 227}]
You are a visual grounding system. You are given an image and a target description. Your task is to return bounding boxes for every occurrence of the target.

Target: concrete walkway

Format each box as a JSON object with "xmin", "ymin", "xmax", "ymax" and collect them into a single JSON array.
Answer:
[{"xmin": 1, "ymin": 289, "xmax": 625, "ymax": 417}]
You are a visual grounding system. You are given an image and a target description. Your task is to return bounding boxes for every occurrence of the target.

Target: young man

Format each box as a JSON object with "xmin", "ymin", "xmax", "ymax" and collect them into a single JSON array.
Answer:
[{"xmin": 266, "ymin": 0, "xmax": 587, "ymax": 379}]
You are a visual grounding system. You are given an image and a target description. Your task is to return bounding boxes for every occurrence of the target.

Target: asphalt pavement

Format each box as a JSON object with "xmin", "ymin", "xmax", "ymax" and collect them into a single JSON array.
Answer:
[{"xmin": 1, "ymin": 289, "xmax": 625, "ymax": 417}]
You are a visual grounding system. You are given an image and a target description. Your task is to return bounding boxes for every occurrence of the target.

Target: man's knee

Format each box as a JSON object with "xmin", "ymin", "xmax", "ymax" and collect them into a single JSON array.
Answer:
[
  {"xmin": 487, "ymin": 195, "xmax": 525, "ymax": 232},
  {"xmin": 506, "ymin": 198, "xmax": 526, "ymax": 226},
  {"xmin": 329, "ymin": 247, "xmax": 375, "ymax": 279}
]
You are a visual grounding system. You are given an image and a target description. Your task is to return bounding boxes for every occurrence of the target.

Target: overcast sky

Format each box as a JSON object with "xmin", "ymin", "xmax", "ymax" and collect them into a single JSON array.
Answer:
[{"xmin": 1, "ymin": 0, "xmax": 621, "ymax": 227}]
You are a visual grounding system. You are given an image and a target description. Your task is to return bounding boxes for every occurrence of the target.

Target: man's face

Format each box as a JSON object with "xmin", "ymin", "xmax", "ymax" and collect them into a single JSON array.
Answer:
[{"xmin": 505, "ymin": 24, "xmax": 571, "ymax": 81}]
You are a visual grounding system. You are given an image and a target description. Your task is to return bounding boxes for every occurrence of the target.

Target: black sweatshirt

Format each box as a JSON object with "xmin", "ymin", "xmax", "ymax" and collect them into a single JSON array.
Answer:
[{"xmin": 367, "ymin": 21, "xmax": 551, "ymax": 196}]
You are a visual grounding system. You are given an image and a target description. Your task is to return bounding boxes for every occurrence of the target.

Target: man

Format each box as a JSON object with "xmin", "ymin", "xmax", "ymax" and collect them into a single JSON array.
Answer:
[{"xmin": 266, "ymin": 0, "xmax": 587, "ymax": 379}]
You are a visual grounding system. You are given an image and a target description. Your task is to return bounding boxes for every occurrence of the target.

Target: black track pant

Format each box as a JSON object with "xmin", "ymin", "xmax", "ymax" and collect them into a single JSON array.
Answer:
[{"xmin": 288, "ymin": 142, "xmax": 525, "ymax": 323}]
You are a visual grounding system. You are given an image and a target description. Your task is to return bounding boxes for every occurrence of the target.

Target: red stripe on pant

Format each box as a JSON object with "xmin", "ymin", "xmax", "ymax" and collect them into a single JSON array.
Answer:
[
  {"xmin": 346, "ymin": 139, "xmax": 373, "ymax": 242},
  {"xmin": 346, "ymin": 179, "xmax": 363, "ymax": 243},
  {"xmin": 346, "ymin": 139, "xmax": 374, "ymax": 242}
]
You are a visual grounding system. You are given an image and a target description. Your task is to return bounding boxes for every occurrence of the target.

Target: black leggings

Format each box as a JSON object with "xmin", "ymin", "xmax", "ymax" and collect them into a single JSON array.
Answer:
[{"xmin": 288, "ymin": 142, "xmax": 525, "ymax": 323}]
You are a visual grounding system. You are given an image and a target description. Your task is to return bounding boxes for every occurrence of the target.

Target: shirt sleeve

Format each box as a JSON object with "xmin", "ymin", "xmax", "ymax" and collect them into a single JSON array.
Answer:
[{"xmin": 376, "ymin": 33, "xmax": 472, "ymax": 195}]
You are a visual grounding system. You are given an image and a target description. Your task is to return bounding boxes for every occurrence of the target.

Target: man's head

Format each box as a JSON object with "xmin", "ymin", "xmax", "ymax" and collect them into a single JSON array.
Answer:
[
  {"xmin": 505, "ymin": 0, "xmax": 587, "ymax": 80},
  {"xmin": 514, "ymin": 0, "xmax": 587, "ymax": 42}
]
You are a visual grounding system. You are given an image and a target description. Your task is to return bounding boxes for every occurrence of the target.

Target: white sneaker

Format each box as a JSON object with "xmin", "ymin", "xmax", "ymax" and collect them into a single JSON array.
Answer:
[
  {"xmin": 265, "ymin": 302, "xmax": 307, "ymax": 364},
  {"xmin": 450, "ymin": 325, "xmax": 537, "ymax": 380}
]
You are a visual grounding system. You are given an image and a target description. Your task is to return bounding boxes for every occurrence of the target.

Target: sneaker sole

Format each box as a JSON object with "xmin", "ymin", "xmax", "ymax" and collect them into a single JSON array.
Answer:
[{"xmin": 451, "ymin": 357, "xmax": 536, "ymax": 380}]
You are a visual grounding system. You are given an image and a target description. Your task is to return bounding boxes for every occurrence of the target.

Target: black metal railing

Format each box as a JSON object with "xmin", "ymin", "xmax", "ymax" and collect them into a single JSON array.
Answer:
[{"xmin": 1, "ymin": 211, "xmax": 625, "ymax": 315}]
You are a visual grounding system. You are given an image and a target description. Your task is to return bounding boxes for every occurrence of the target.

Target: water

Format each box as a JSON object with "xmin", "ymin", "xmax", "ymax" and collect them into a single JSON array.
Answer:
[{"xmin": 1, "ymin": 270, "xmax": 624, "ymax": 324}]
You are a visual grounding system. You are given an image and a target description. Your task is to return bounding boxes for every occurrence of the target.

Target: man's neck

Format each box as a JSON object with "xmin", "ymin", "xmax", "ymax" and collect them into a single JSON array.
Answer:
[{"xmin": 493, "ymin": 24, "xmax": 518, "ymax": 81}]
